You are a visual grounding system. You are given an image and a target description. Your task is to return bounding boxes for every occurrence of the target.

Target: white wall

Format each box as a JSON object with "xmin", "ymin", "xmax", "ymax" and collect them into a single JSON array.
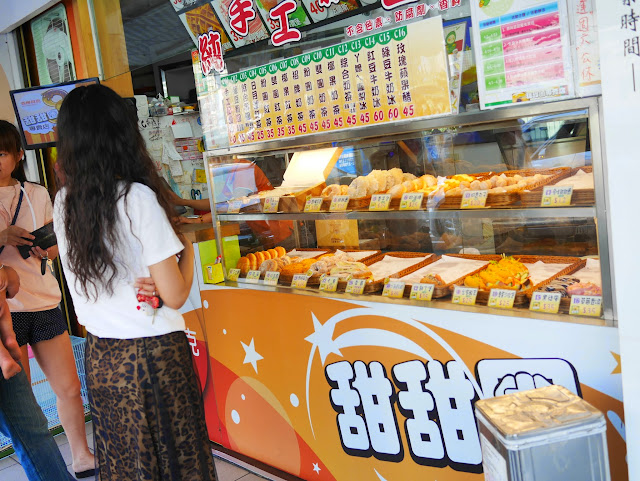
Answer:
[
  {"xmin": 0, "ymin": 0, "xmax": 58, "ymax": 34},
  {"xmin": 595, "ymin": 0, "xmax": 640, "ymax": 478}
]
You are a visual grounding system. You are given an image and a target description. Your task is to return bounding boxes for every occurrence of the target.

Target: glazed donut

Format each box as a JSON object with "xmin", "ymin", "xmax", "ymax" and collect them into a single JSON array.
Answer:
[
  {"xmin": 246, "ymin": 253, "xmax": 257, "ymax": 270},
  {"xmin": 255, "ymin": 251, "xmax": 266, "ymax": 265},
  {"xmin": 236, "ymin": 257, "xmax": 250, "ymax": 275},
  {"xmin": 262, "ymin": 250, "xmax": 272, "ymax": 260},
  {"xmin": 267, "ymin": 248, "xmax": 277, "ymax": 259},
  {"xmin": 275, "ymin": 246, "xmax": 286, "ymax": 257}
]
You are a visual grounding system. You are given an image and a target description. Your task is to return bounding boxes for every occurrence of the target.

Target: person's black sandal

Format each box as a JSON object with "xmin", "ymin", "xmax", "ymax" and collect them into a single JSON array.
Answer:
[{"xmin": 74, "ymin": 468, "xmax": 96, "ymax": 479}]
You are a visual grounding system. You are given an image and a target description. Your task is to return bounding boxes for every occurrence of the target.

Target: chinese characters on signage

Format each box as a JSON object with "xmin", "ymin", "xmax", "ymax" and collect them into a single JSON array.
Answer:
[
  {"xmin": 471, "ymin": 1, "xmax": 575, "ymax": 109},
  {"xmin": 573, "ymin": 0, "xmax": 601, "ymax": 95},
  {"xmin": 622, "ymin": 0, "xmax": 640, "ymax": 91},
  {"xmin": 221, "ymin": 19, "xmax": 450, "ymax": 145},
  {"xmin": 198, "ymin": 31, "xmax": 225, "ymax": 76},
  {"xmin": 344, "ymin": 0, "xmax": 461, "ymax": 38}
]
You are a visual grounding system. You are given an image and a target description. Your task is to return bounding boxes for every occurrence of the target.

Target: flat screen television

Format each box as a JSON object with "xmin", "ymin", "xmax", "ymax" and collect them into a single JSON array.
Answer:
[{"xmin": 9, "ymin": 77, "xmax": 99, "ymax": 150}]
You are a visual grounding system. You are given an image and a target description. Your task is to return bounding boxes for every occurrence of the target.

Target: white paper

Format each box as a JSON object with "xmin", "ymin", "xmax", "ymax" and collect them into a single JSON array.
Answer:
[
  {"xmin": 162, "ymin": 140, "xmax": 184, "ymax": 176},
  {"xmin": 281, "ymin": 148, "xmax": 341, "ymax": 190},
  {"xmin": 344, "ymin": 251, "xmax": 378, "ymax": 261},
  {"xmin": 400, "ymin": 255, "xmax": 489, "ymax": 285},
  {"xmin": 573, "ymin": 258, "xmax": 602, "ymax": 286},
  {"xmin": 134, "ymin": 95, "xmax": 149, "ymax": 119},
  {"xmin": 524, "ymin": 261, "xmax": 572, "ymax": 286},
  {"xmin": 171, "ymin": 121, "xmax": 194, "ymax": 139},
  {"xmin": 368, "ymin": 255, "xmax": 431, "ymax": 281},
  {"xmin": 554, "ymin": 169, "xmax": 594, "ymax": 190}
]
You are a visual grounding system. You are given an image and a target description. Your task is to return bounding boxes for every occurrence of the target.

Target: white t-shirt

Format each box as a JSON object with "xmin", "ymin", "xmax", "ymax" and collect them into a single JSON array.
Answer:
[{"xmin": 53, "ymin": 183, "xmax": 185, "ymax": 339}]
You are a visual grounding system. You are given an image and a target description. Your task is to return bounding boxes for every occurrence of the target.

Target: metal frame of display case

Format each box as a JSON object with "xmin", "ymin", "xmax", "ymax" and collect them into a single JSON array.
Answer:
[{"xmin": 203, "ymin": 97, "xmax": 615, "ymax": 324}]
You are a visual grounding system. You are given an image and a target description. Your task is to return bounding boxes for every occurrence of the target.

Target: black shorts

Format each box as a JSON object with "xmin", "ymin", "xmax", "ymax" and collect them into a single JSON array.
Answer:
[{"xmin": 11, "ymin": 308, "xmax": 68, "ymax": 347}]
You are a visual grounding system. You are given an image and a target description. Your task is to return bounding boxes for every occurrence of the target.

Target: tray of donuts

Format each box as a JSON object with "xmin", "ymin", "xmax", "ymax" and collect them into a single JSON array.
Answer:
[
  {"xmin": 291, "ymin": 249, "xmax": 380, "ymax": 288},
  {"xmin": 431, "ymin": 167, "xmax": 571, "ymax": 209},
  {"xmin": 448, "ymin": 254, "xmax": 585, "ymax": 306},
  {"xmin": 235, "ymin": 248, "xmax": 332, "ymax": 279},
  {"xmin": 356, "ymin": 251, "xmax": 438, "ymax": 294}
]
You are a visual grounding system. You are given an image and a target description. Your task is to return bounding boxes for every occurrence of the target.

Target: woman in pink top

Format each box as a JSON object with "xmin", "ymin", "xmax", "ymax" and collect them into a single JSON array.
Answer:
[{"xmin": 0, "ymin": 120, "xmax": 94, "ymax": 478}]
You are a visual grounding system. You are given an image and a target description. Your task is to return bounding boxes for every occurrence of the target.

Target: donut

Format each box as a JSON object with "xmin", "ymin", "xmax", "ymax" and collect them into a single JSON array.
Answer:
[
  {"xmin": 236, "ymin": 257, "xmax": 250, "ymax": 275},
  {"xmin": 246, "ymin": 253, "xmax": 257, "ymax": 269},
  {"xmin": 321, "ymin": 184, "xmax": 342, "ymax": 197},
  {"xmin": 275, "ymin": 246, "xmax": 286, "ymax": 257},
  {"xmin": 259, "ymin": 259, "xmax": 278, "ymax": 273},
  {"xmin": 262, "ymin": 250, "xmax": 272, "ymax": 260},
  {"xmin": 255, "ymin": 251, "xmax": 266, "ymax": 265},
  {"xmin": 267, "ymin": 249, "xmax": 277, "ymax": 259}
]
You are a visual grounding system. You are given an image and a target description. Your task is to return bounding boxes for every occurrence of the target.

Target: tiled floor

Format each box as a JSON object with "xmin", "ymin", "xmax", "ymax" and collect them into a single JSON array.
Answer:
[{"xmin": 0, "ymin": 421, "xmax": 269, "ymax": 481}]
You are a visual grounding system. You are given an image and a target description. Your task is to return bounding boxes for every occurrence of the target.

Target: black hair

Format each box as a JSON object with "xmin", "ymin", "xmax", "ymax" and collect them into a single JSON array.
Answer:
[
  {"xmin": 56, "ymin": 84, "xmax": 177, "ymax": 300},
  {"xmin": 0, "ymin": 120, "xmax": 27, "ymax": 183}
]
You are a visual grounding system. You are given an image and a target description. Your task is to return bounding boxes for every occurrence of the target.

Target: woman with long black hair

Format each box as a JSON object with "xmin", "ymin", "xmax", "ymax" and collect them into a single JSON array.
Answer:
[{"xmin": 53, "ymin": 84, "xmax": 216, "ymax": 481}]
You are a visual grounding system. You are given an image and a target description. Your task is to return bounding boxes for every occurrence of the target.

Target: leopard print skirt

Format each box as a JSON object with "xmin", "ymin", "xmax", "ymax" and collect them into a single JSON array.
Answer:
[{"xmin": 85, "ymin": 331, "xmax": 217, "ymax": 481}]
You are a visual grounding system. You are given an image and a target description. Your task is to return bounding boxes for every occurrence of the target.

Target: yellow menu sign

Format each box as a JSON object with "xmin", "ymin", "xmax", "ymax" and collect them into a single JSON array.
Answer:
[
  {"xmin": 227, "ymin": 268, "xmax": 241, "ymax": 282},
  {"xmin": 541, "ymin": 186, "xmax": 573, "ymax": 207},
  {"xmin": 569, "ymin": 295, "xmax": 602, "ymax": 317},
  {"xmin": 487, "ymin": 288, "xmax": 516, "ymax": 309},
  {"xmin": 530, "ymin": 291, "xmax": 562, "ymax": 314},
  {"xmin": 410, "ymin": 283, "xmax": 434, "ymax": 301},
  {"xmin": 452, "ymin": 286, "xmax": 478, "ymax": 306}
]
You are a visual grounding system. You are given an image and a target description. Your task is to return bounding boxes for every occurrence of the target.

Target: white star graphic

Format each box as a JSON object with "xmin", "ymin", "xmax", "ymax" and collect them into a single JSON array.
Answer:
[
  {"xmin": 304, "ymin": 313, "xmax": 342, "ymax": 364},
  {"xmin": 312, "ymin": 463, "xmax": 321, "ymax": 474},
  {"xmin": 241, "ymin": 338, "xmax": 263, "ymax": 373}
]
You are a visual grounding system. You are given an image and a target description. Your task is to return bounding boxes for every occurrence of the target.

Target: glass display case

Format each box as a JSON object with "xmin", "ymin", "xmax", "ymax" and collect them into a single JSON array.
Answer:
[{"xmin": 205, "ymin": 97, "xmax": 612, "ymax": 324}]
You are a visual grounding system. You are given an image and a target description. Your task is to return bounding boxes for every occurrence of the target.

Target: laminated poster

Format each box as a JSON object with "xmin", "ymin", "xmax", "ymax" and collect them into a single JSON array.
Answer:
[
  {"xmin": 470, "ymin": 0, "xmax": 575, "ymax": 109},
  {"xmin": 220, "ymin": 16, "xmax": 451, "ymax": 146},
  {"xmin": 443, "ymin": 20, "xmax": 467, "ymax": 114}
]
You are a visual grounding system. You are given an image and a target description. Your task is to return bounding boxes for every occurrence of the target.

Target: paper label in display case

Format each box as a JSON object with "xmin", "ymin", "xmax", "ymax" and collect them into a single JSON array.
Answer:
[
  {"xmin": 330, "ymin": 195, "xmax": 350, "ymax": 211},
  {"xmin": 264, "ymin": 271, "xmax": 280, "ymax": 286},
  {"xmin": 382, "ymin": 280, "xmax": 405, "ymax": 298},
  {"xmin": 304, "ymin": 197, "xmax": 323, "ymax": 212},
  {"xmin": 487, "ymin": 288, "xmax": 516, "ymax": 309},
  {"xmin": 345, "ymin": 278, "xmax": 366, "ymax": 295},
  {"xmin": 530, "ymin": 291, "xmax": 562, "ymax": 314},
  {"xmin": 319, "ymin": 275, "xmax": 339, "ymax": 292},
  {"xmin": 246, "ymin": 270, "xmax": 261, "ymax": 283},
  {"xmin": 263, "ymin": 197, "xmax": 280, "ymax": 213},
  {"xmin": 452, "ymin": 286, "xmax": 478, "ymax": 306},
  {"xmin": 399, "ymin": 192, "xmax": 424, "ymax": 210},
  {"xmin": 227, "ymin": 200, "xmax": 243, "ymax": 213},
  {"xmin": 570, "ymin": 295, "xmax": 602, "ymax": 317},
  {"xmin": 541, "ymin": 185, "xmax": 573, "ymax": 206},
  {"xmin": 291, "ymin": 274, "xmax": 309, "ymax": 289},
  {"xmin": 227, "ymin": 268, "xmax": 241, "ymax": 282},
  {"xmin": 369, "ymin": 194, "xmax": 392, "ymax": 211},
  {"xmin": 461, "ymin": 190, "xmax": 488, "ymax": 208},
  {"xmin": 410, "ymin": 283, "xmax": 435, "ymax": 301}
]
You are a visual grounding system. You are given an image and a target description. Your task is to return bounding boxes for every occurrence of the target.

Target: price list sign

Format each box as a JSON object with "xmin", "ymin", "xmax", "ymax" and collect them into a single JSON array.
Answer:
[{"xmin": 221, "ymin": 17, "xmax": 450, "ymax": 146}]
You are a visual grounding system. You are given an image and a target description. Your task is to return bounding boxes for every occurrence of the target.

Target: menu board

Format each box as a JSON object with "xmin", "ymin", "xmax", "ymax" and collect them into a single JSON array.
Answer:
[
  {"xmin": 471, "ymin": 0, "xmax": 575, "ymax": 109},
  {"xmin": 221, "ymin": 17, "xmax": 451, "ymax": 145}
]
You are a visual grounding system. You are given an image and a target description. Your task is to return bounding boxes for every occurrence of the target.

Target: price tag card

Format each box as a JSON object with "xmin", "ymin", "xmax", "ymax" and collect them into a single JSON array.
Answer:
[
  {"xmin": 291, "ymin": 274, "xmax": 309, "ymax": 289},
  {"xmin": 369, "ymin": 194, "xmax": 392, "ymax": 211},
  {"xmin": 263, "ymin": 197, "xmax": 280, "ymax": 213},
  {"xmin": 345, "ymin": 278, "xmax": 367, "ymax": 295},
  {"xmin": 227, "ymin": 268, "xmax": 241, "ymax": 282},
  {"xmin": 319, "ymin": 275, "xmax": 339, "ymax": 292},
  {"xmin": 246, "ymin": 270, "xmax": 261, "ymax": 283},
  {"xmin": 330, "ymin": 195, "xmax": 350, "ymax": 212},
  {"xmin": 382, "ymin": 280, "xmax": 405, "ymax": 298},
  {"xmin": 264, "ymin": 271, "xmax": 280, "ymax": 286},
  {"xmin": 569, "ymin": 295, "xmax": 602, "ymax": 317},
  {"xmin": 304, "ymin": 197, "xmax": 323, "ymax": 212},
  {"xmin": 410, "ymin": 283, "xmax": 435, "ymax": 301},
  {"xmin": 399, "ymin": 192, "xmax": 424, "ymax": 211},
  {"xmin": 460, "ymin": 190, "xmax": 488, "ymax": 209},
  {"xmin": 541, "ymin": 185, "xmax": 573, "ymax": 207},
  {"xmin": 452, "ymin": 286, "xmax": 478, "ymax": 306},
  {"xmin": 487, "ymin": 288, "xmax": 517, "ymax": 309},
  {"xmin": 529, "ymin": 291, "xmax": 562, "ymax": 314},
  {"xmin": 227, "ymin": 200, "xmax": 243, "ymax": 214}
]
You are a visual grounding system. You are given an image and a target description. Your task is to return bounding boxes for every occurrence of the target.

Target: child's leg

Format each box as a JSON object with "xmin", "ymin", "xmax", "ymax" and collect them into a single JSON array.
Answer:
[{"xmin": 0, "ymin": 293, "xmax": 21, "ymax": 379}]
